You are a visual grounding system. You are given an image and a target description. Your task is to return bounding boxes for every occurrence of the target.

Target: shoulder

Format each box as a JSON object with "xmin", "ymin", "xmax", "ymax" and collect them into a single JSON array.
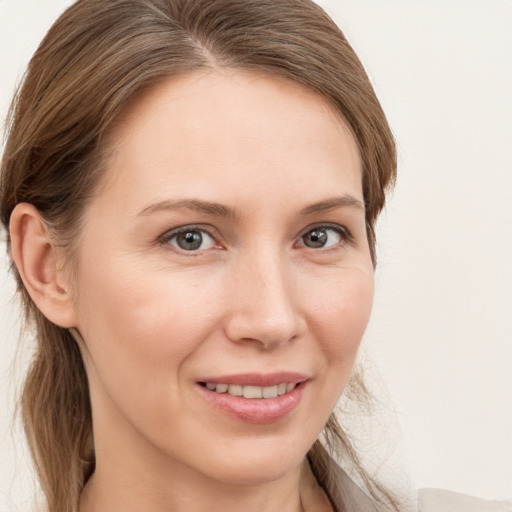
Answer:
[{"xmin": 419, "ymin": 488, "xmax": 512, "ymax": 512}]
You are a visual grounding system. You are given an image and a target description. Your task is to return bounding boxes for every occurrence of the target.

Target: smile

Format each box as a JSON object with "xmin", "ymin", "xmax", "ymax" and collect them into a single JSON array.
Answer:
[
  {"xmin": 201, "ymin": 382, "xmax": 297, "ymax": 399},
  {"xmin": 197, "ymin": 374, "xmax": 308, "ymax": 424}
]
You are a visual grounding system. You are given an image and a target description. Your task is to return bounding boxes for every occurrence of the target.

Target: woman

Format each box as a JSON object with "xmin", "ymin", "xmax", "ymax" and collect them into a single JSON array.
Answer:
[{"xmin": 0, "ymin": 1, "xmax": 509, "ymax": 511}]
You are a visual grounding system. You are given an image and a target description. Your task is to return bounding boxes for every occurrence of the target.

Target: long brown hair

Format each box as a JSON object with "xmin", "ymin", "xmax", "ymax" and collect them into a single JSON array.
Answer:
[{"xmin": 0, "ymin": 1, "xmax": 397, "ymax": 511}]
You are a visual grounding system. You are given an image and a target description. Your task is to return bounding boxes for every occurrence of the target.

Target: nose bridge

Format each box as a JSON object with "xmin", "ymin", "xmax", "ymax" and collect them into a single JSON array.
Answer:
[{"xmin": 224, "ymin": 242, "xmax": 302, "ymax": 348}]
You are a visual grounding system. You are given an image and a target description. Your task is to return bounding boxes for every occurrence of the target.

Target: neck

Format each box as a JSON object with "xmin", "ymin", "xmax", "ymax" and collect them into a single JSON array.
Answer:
[{"xmin": 80, "ymin": 458, "xmax": 309, "ymax": 512}]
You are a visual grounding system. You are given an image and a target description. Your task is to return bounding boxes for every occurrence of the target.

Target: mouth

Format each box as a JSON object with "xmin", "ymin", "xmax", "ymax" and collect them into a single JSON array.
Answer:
[
  {"xmin": 196, "ymin": 373, "xmax": 309, "ymax": 424},
  {"xmin": 199, "ymin": 381, "xmax": 298, "ymax": 399}
]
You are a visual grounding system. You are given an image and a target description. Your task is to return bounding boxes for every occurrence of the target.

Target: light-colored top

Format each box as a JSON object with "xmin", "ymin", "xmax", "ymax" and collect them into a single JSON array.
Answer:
[
  {"xmin": 419, "ymin": 488, "xmax": 512, "ymax": 512},
  {"xmin": 308, "ymin": 447, "xmax": 511, "ymax": 512}
]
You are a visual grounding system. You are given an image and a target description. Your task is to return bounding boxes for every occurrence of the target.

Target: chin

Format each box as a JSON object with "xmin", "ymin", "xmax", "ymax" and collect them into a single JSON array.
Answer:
[
  {"xmin": 196, "ymin": 435, "xmax": 312, "ymax": 486},
  {"xmin": 212, "ymin": 459, "xmax": 302, "ymax": 486}
]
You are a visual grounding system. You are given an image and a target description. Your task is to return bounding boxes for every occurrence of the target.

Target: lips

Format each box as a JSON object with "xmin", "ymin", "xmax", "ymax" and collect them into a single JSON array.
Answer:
[{"xmin": 196, "ymin": 372, "xmax": 308, "ymax": 424}]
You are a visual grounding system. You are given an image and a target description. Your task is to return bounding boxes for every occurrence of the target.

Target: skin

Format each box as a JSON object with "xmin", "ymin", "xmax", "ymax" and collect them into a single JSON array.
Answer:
[{"xmin": 11, "ymin": 70, "xmax": 374, "ymax": 512}]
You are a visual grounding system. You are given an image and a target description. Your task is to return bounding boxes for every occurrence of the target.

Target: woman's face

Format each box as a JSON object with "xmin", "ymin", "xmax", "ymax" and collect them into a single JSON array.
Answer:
[{"xmin": 71, "ymin": 70, "xmax": 374, "ymax": 485}]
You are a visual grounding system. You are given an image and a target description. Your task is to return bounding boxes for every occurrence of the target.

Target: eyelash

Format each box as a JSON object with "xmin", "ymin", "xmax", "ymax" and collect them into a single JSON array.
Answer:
[
  {"xmin": 296, "ymin": 223, "xmax": 354, "ymax": 251},
  {"xmin": 158, "ymin": 223, "xmax": 354, "ymax": 254},
  {"xmin": 159, "ymin": 224, "xmax": 219, "ymax": 254}
]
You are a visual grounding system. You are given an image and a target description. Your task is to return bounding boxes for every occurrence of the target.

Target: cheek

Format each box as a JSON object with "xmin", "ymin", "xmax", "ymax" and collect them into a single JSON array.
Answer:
[
  {"xmin": 308, "ymin": 266, "xmax": 374, "ymax": 354},
  {"xmin": 304, "ymin": 265, "xmax": 374, "ymax": 403},
  {"xmin": 289, "ymin": 265, "xmax": 374, "ymax": 435},
  {"xmin": 74, "ymin": 262, "xmax": 226, "ymax": 437},
  {"xmin": 76, "ymin": 257, "xmax": 227, "ymax": 389}
]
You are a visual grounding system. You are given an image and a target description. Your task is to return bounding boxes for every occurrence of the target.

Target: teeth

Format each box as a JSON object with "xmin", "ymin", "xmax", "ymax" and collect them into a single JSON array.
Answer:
[
  {"xmin": 286, "ymin": 383, "xmax": 296, "ymax": 393},
  {"xmin": 204, "ymin": 382, "xmax": 298, "ymax": 399},
  {"xmin": 228, "ymin": 384, "xmax": 243, "ymax": 396},
  {"xmin": 262, "ymin": 385, "xmax": 278, "ymax": 398},
  {"xmin": 243, "ymin": 386, "xmax": 262, "ymax": 399}
]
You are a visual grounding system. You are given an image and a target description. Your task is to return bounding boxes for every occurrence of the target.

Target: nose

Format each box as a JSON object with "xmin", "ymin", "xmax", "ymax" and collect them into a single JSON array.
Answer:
[{"xmin": 223, "ymin": 248, "xmax": 305, "ymax": 350}]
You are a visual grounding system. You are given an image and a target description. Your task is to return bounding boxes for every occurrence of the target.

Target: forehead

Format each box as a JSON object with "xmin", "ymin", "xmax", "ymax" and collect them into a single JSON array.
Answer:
[{"xmin": 96, "ymin": 69, "xmax": 363, "ymax": 213}]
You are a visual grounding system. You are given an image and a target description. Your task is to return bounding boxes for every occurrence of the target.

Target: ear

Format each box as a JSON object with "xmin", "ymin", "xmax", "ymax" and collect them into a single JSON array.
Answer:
[{"xmin": 9, "ymin": 203, "xmax": 78, "ymax": 328}]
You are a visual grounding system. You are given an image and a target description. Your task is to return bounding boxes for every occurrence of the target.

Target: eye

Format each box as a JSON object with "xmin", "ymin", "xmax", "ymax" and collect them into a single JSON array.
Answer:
[
  {"xmin": 299, "ymin": 226, "xmax": 347, "ymax": 249},
  {"xmin": 163, "ymin": 227, "xmax": 216, "ymax": 252}
]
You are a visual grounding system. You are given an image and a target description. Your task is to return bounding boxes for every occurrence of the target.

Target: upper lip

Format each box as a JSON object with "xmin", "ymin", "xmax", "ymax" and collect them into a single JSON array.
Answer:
[{"xmin": 197, "ymin": 372, "xmax": 309, "ymax": 387}]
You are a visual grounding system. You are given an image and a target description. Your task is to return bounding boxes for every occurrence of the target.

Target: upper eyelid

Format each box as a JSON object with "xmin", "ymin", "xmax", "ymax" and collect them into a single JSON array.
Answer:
[
  {"xmin": 297, "ymin": 222, "xmax": 353, "ymax": 239},
  {"xmin": 158, "ymin": 224, "xmax": 220, "ymax": 248},
  {"xmin": 295, "ymin": 224, "xmax": 355, "ymax": 252},
  {"xmin": 159, "ymin": 224, "xmax": 218, "ymax": 241},
  {"xmin": 158, "ymin": 225, "xmax": 222, "ymax": 255}
]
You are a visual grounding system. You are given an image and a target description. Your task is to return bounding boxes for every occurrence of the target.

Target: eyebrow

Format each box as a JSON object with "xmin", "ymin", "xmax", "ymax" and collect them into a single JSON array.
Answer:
[
  {"xmin": 299, "ymin": 195, "xmax": 365, "ymax": 215},
  {"xmin": 137, "ymin": 199, "xmax": 237, "ymax": 218},
  {"xmin": 137, "ymin": 194, "xmax": 364, "ymax": 218}
]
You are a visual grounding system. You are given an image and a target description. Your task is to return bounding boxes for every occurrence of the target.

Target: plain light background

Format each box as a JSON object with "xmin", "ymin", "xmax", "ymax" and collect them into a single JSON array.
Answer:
[{"xmin": 1, "ymin": 0, "xmax": 511, "ymax": 508}]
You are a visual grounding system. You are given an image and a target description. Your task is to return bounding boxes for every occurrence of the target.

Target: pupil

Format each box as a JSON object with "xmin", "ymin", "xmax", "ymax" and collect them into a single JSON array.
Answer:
[
  {"xmin": 178, "ymin": 231, "xmax": 202, "ymax": 250},
  {"xmin": 305, "ymin": 229, "xmax": 327, "ymax": 248}
]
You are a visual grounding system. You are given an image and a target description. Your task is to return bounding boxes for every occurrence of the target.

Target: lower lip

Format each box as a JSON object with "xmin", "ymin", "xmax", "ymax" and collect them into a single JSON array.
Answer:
[{"xmin": 197, "ymin": 382, "xmax": 307, "ymax": 424}]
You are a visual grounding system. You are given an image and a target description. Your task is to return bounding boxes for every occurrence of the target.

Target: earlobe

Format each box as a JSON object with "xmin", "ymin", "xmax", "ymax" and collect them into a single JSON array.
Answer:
[{"xmin": 9, "ymin": 203, "xmax": 78, "ymax": 328}]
